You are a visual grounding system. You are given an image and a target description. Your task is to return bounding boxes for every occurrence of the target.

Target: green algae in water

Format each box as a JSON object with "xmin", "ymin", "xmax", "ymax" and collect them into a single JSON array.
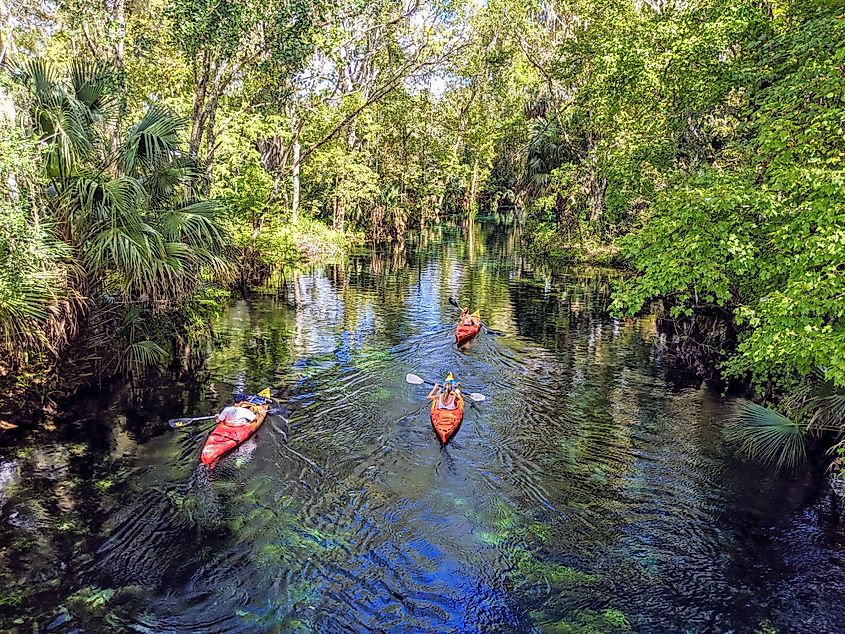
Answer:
[
  {"xmin": 476, "ymin": 530, "xmax": 506, "ymax": 546},
  {"xmin": 601, "ymin": 610, "xmax": 630, "ymax": 628},
  {"xmin": 530, "ymin": 608, "xmax": 631, "ymax": 634},
  {"xmin": 67, "ymin": 586, "xmax": 116, "ymax": 610},
  {"xmin": 352, "ymin": 349, "xmax": 392, "ymax": 370},
  {"xmin": 95, "ymin": 479, "xmax": 114, "ymax": 492},
  {"xmin": 68, "ymin": 443, "xmax": 89, "ymax": 456},
  {"xmin": 587, "ymin": 466, "xmax": 609, "ymax": 485},
  {"xmin": 56, "ymin": 518, "xmax": 79, "ymax": 531},
  {"xmin": 529, "ymin": 522, "xmax": 550, "ymax": 544},
  {"xmin": 0, "ymin": 590, "xmax": 23, "ymax": 607},
  {"xmin": 372, "ymin": 387, "xmax": 392, "ymax": 400},
  {"xmin": 509, "ymin": 546, "xmax": 596, "ymax": 588}
]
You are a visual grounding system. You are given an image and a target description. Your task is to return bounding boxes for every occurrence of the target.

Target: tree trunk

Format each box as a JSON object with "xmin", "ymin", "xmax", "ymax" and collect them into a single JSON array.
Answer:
[
  {"xmin": 190, "ymin": 54, "xmax": 211, "ymax": 156},
  {"xmin": 291, "ymin": 130, "xmax": 301, "ymax": 223},
  {"xmin": 332, "ymin": 196, "xmax": 344, "ymax": 232},
  {"xmin": 587, "ymin": 168, "xmax": 607, "ymax": 227},
  {"xmin": 0, "ymin": 0, "xmax": 13, "ymax": 67},
  {"xmin": 468, "ymin": 158, "xmax": 479, "ymax": 213},
  {"xmin": 104, "ymin": 0, "xmax": 127, "ymax": 170},
  {"xmin": 203, "ymin": 93, "xmax": 218, "ymax": 196}
]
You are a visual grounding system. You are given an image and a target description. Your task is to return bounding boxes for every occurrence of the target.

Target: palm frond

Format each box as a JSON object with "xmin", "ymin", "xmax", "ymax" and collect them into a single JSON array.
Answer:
[
  {"xmin": 118, "ymin": 339, "xmax": 168, "ymax": 372},
  {"xmin": 11, "ymin": 59, "xmax": 61, "ymax": 107},
  {"xmin": 0, "ymin": 269, "xmax": 66, "ymax": 355},
  {"xmin": 157, "ymin": 199, "xmax": 225, "ymax": 248},
  {"xmin": 808, "ymin": 392, "xmax": 845, "ymax": 432},
  {"xmin": 83, "ymin": 225, "xmax": 154, "ymax": 294},
  {"xmin": 724, "ymin": 399, "xmax": 807, "ymax": 470},
  {"xmin": 38, "ymin": 100, "xmax": 94, "ymax": 180},
  {"xmin": 122, "ymin": 106, "xmax": 186, "ymax": 176},
  {"xmin": 142, "ymin": 155, "xmax": 200, "ymax": 207},
  {"xmin": 69, "ymin": 60, "xmax": 113, "ymax": 121}
]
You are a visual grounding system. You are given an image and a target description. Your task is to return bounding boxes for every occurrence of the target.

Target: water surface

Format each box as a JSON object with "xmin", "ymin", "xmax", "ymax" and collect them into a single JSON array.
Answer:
[{"xmin": 2, "ymin": 219, "xmax": 844, "ymax": 633}]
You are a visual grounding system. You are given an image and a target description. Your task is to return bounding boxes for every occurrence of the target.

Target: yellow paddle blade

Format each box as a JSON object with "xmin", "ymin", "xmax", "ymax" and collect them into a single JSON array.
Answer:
[{"xmin": 258, "ymin": 388, "xmax": 271, "ymax": 398}]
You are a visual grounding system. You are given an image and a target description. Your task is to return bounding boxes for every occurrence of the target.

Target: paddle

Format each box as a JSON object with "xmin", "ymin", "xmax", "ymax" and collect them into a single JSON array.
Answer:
[
  {"xmin": 405, "ymin": 373, "xmax": 486, "ymax": 402},
  {"xmin": 169, "ymin": 407, "xmax": 288, "ymax": 429},
  {"xmin": 448, "ymin": 297, "xmax": 504, "ymax": 336},
  {"xmin": 169, "ymin": 415, "xmax": 215, "ymax": 429}
]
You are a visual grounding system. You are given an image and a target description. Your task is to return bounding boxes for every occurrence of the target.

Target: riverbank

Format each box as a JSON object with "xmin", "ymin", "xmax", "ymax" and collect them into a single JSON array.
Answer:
[
  {"xmin": 0, "ymin": 218, "xmax": 361, "ymax": 431},
  {"xmin": 522, "ymin": 222, "xmax": 624, "ymax": 267}
]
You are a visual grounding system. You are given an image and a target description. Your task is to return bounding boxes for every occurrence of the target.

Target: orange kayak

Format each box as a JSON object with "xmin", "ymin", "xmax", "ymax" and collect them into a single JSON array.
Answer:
[
  {"xmin": 201, "ymin": 401, "xmax": 269, "ymax": 467},
  {"xmin": 455, "ymin": 312, "xmax": 481, "ymax": 347},
  {"xmin": 430, "ymin": 393, "xmax": 464, "ymax": 444}
]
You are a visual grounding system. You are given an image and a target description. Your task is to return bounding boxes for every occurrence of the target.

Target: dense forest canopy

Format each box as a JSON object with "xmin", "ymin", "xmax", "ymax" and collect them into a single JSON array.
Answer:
[{"xmin": 1, "ymin": 0, "xmax": 843, "ymax": 459}]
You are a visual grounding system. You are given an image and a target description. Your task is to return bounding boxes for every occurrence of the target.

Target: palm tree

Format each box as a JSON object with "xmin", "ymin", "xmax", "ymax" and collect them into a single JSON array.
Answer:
[{"xmin": 11, "ymin": 58, "xmax": 231, "ymax": 371}]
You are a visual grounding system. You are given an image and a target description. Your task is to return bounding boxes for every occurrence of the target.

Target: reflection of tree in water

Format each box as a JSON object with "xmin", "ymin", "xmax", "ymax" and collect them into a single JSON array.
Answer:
[
  {"xmin": 654, "ymin": 312, "xmax": 737, "ymax": 388},
  {"xmin": 507, "ymin": 266, "xmax": 616, "ymax": 347}
]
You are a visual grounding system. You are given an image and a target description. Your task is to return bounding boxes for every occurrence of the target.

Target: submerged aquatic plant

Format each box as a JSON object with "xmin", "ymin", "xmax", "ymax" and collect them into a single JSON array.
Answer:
[{"xmin": 530, "ymin": 607, "xmax": 631, "ymax": 633}]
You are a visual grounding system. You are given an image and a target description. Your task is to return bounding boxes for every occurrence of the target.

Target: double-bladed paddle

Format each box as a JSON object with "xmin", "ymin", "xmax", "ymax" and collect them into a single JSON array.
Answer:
[
  {"xmin": 169, "ymin": 415, "xmax": 216, "ymax": 429},
  {"xmin": 447, "ymin": 297, "xmax": 504, "ymax": 336},
  {"xmin": 168, "ymin": 407, "xmax": 288, "ymax": 429},
  {"xmin": 405, "ymin": 373, "xmax": 486, "ymax": 402}
]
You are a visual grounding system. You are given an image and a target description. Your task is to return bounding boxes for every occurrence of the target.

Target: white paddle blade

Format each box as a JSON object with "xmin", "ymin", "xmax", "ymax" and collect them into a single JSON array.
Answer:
[
  {"xmin": 467, "ymin": 392, "xmax": 486, "ymax": 402},
  {"xmin": 406, "ymin": 373, "xmax": 425, "ymax": 385}
]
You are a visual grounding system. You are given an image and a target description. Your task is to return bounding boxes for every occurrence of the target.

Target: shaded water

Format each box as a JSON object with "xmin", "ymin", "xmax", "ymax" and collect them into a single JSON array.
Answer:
[{"xmin": 2, "ymin": 219, "xmax": 845, "ymax": 633}]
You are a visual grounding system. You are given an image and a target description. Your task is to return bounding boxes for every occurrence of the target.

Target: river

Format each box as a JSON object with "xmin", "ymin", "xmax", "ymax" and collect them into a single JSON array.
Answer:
[{"xmin": 1, "ymin": 219, "xmax": 844, "ymax": 633}]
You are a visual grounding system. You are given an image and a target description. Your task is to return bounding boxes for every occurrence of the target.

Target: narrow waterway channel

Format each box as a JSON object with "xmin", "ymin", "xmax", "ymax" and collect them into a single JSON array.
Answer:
[{"xmin": 1, "ymin": 219, "xmax": 844, "ymax": 633}]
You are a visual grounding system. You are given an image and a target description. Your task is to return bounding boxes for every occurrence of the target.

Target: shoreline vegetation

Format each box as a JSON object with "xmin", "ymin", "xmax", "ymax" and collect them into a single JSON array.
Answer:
[{"xmin": 1, "ymin": 0, "xmax": 843, "ymax": 472}]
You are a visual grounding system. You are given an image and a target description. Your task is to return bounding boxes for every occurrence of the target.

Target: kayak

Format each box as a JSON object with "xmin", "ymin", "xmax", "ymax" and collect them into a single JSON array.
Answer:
[
  {"xmin": 201, "ymin": 399, "xmax": 270, "ymax": 467},
  {"xmin": 430, "ymin": 392, "xmax": 464, "ymax": 444},
  {"xmin": 455, "ymin": 311, "xmax": 481, "ymax": 347}
]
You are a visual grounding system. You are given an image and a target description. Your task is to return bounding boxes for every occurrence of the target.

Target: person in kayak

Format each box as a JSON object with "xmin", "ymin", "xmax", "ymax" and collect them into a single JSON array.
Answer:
[
  {"xmin": 460, "ymin": 308, "xmax": 480, "ymax": 327},
  {"xmin": 427, "ymin": 374, "xmax": 461, "ymax": 410},
  {"xmin": 216, "ymin": 404, "xmax": 257, "ymax": 427}
]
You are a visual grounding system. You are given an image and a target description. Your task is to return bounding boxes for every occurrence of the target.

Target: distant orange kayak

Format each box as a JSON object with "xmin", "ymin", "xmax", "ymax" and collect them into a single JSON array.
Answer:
[
  {"xmin": 201, "ymin": 400, "xmax": 269, "ymax": 467},
  {"xmin": 430, "ymin": 393, "xmax": 464, "ymax": 444},
  {"xmin": 455, "ymin": 312, "xmax": 481, "ymax": 347}
]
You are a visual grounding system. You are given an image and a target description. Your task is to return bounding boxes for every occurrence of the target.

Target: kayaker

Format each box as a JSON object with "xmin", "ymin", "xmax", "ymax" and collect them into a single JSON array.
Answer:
[
  {"xmin": 427, "ymin": 374, "xmax": 460, "ymax": 410},
  {"xmin": 216, "ymin": 404, "xmax": 257, "ymax": 427},
  {"xmin": 460, "ymin": 308, "xmax": 479, "ymax": 327}
]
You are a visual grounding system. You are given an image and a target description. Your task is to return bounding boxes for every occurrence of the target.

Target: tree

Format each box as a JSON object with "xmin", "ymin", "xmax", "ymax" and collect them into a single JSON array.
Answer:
[
  {"xmin": 13, "ymin": 58, "xmax": 229, "ymax": 370},
  {"xmin": 166, "ymin": 0, "xmax": 319, "ymax": 191}
]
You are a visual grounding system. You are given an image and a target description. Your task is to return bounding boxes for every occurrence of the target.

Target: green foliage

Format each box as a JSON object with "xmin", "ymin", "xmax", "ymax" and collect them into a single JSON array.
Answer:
[
  {"xmin": 611, "ymin": 1, "xmax": 845, "ymax": 391},
  {"xmin": 612, "ymin": 169, "xmax": 764, "ymax": 318},
  {"xmin": 0, "ymin": 123, "xmax": 72, "ymax": 362},
  {"xmin": 723, "ymin": 400, "xmax": 807, "ymax": 470},
  {"xmin": 3, "ymin": 59, "xmax": 232, "ymax": 374}
]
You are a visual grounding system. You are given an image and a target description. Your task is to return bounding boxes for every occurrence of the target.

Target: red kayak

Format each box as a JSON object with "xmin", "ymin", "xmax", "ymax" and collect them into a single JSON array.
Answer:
[
  {"xmin": 455, "ymin": 311, "xmax": 481, "ymax": 347},
  {"xmin": 430, "ymin": 393, "xmax": 464, "ymax": 444},
  {"xmin": 201, "ymin": 400, "xmax": 269, "ymax": 467}
]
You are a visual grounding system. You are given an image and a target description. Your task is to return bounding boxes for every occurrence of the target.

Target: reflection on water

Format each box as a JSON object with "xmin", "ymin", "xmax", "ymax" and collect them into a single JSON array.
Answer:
[{"xmin": 2, "ymin": 218, "xmax": 845, "ymax": 633}]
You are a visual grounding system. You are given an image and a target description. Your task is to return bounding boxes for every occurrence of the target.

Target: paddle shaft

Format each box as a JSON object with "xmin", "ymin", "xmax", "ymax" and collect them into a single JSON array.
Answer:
[
  {"xmin": 169, "ymin": 407, "xmax": 286, "ymax": 429},
  {"xmin": 405, "ymin": 374, "xmax": 485, "ymax": 402}
]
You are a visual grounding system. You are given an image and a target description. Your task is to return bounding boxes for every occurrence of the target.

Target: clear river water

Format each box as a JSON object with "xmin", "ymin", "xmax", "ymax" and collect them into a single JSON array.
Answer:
[{"xmin": 1, "ymin": 219, "xmax": 844, "ymax": 633}]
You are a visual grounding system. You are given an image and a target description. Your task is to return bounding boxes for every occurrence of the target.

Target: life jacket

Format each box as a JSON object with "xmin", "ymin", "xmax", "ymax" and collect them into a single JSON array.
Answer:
[{"xmin": 438, "ymin": 393, "xmax": 457, "ymax": 410}]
